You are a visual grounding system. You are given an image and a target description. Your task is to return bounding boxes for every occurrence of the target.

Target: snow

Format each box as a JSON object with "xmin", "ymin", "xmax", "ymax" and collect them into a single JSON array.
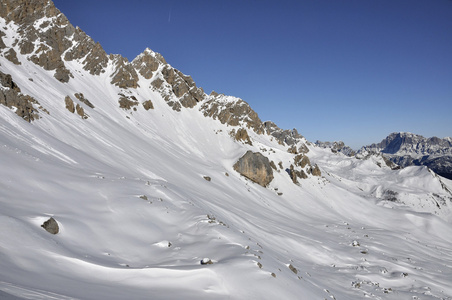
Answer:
[{"xmin": 1, "ymin": 13, "xmax": 452, "ymax": 300}]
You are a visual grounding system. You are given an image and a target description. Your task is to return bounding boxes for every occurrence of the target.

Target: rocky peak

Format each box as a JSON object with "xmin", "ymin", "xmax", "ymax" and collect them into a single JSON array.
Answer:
[
  {"xmin": 360, "ymin": 132, "xmax": 452, "ymax": 157},
  {"xmin": 0, "ymin": 0, "xmax": 109, "ymax": 81},
  {"xmin": 0, "ymin": 0, "xmax": 60, "ymax": 25},
  {"xmin": 64, "ymin": 27, "xmax": 108, "ymax": 75},
  {"xmin": 132, "ymin": 48, "xmax": 166, "ymax": 79},
  {"xmin": 110, "ymin": 54, "xmax": 139, "ymax": 89},
  {"xmin": 200, "ymin": 93, "xmax": 264, "ymax": 134},
  {"xmin": 315, "ymin": 140, "xmax": 356, "ymax": 156},
  {"xmin": 358, "ymin": 132, "xmax": 452, "ymax": 180},
  {"xmin": 264, "ymin": 121, "xmax": 303, "ymax": 146}
]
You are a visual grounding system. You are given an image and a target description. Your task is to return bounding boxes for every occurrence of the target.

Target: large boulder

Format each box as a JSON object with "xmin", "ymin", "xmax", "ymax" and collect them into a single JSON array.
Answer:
[
  {"xmin": 41, "ymin": 217, "xmax": 59, "ymax": 234},
  {"xmin": 233, "ymin": 151, "xmax": 274, "ymax": 187}
]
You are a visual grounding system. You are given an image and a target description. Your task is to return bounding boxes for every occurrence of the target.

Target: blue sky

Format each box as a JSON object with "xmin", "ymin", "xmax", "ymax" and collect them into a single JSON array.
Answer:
[{"xmin": 53, "ymin": 0, "xmax": 452, "ymax": 149}]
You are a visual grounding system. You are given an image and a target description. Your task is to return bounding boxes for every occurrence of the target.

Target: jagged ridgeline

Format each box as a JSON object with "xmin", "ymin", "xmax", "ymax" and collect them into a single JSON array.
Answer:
[
  {"xmin": 0, "ymin": 0, "xmax": 319, "ymax": 183},
  {"xmin": 358, "ymin": 133, "xmax": 452, "ymax": 180},
  {"xmin": 0, "ymin": 0, "xmax": 266, "ymax": 128}
]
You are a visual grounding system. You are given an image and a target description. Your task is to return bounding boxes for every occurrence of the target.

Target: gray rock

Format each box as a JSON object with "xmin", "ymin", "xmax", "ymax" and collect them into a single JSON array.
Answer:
[
  {"xmin": 41, "ymin": 217, "xmax": 59, "ymax": 234},
  {"xmin": 233, "ymin": 151, "xmax": 274, "ymax": 187}
]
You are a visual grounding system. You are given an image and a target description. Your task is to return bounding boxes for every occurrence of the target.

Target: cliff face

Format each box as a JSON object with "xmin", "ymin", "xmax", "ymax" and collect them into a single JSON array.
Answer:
[{"xmin": 0, "ymin": 0, "xmax": 109, "ymax": 82}]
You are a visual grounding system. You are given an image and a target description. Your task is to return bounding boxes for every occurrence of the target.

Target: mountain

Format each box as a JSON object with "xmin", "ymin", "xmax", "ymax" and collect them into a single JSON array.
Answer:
[
  {"xmin": 359, "ymin": 132, "xmax": 452, "ymax": 180},
  {"xmin": 315, "ymin": 140, "xmax": 356, "ymax": 157},
  {"xmin": 1, "ymin": 1, "xmax": 452, "ymax": 299}
]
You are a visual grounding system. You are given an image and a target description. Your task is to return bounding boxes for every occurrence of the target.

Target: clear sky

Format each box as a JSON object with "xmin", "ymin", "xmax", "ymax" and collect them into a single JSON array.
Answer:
[{"xmin": 52, "ymin": 0, "xmax": 452, "ymax": 149}]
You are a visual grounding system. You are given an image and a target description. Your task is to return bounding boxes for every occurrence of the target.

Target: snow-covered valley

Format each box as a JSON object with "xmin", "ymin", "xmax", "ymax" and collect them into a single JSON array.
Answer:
[{"xmin": 1, "ymin": 1, "xmax": 452, "ymax": 299}]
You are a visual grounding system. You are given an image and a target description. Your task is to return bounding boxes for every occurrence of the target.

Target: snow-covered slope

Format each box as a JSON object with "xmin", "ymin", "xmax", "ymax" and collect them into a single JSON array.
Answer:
[{"xmin": 1, "ymin": 1, "xmax": 452, "ymax": 299}]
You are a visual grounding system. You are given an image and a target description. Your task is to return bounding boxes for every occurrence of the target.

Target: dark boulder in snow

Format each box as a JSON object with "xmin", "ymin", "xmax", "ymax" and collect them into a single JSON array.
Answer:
[
  {"xmin": 200, "ymin": 258, "xmax": 213, "ymax": 265},
  {"xmin": 233, "ymin": 151, "xmax": 274, "ymax": 187},
  {"xmin": 41, "ymin": 217, "xmax": 59, "ymax": 234}
]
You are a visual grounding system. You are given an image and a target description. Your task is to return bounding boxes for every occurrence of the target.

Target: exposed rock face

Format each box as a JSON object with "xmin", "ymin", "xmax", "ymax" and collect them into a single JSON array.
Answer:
[
  {"xmin": 74, "ymin": 93, "xmax": 94, "ymax": 109},
  {"xmin": 309, "ymin": 164, "xmax": 322, "ymax": 177},
  {"xmin": 64, "ymin": 95, "xmax": 87, "ymax": 118},
  {"xmin": 294, "ymin": 154, "xmax": 311, "ymax": 168},
  {"xmin": 201, "ymin": 94, "xmax": 264, "ymax": 134},
  {"xmin": 75, "ymin": 103, "xmax": 87, "ymax": 119},
  {"xmin": 0, "ymin": 0, "xmax": 109, "ymax": 82},
  {"xmin": 0, "ymin": 32, "xmax": 6, "ymax": 49},
  {"xmin": 232, "ymin": 128, "xmax": 252, "ymax": 145},
  {"xmin": 64, "ymin": 95, "xmax": 75, "ymax": 113},
  {"xmin": 316, "ymin": 140, "xmax": 355, "ymax": 156},
  {"xmin": 64, "ymin": 28, "xmax": 108, "ymax": 75},
  {"xmin": 41, "ymin": 217, "xmax": 59, "ymax": 234},
  {"xmin": 288, "ymin": 164, "xmax": 308, "ymax": 184},
  {"xmin": 160, "ymin": 66, "xmax": 205, "ymax": 109},
  {"xmin": 142, "ymin": 100, "xmax": 154, "ymax": 110},
  {"xmin": 264, "ymin": 121, "xmax": 303, "ymax": 146},
  {"xmin": 0, "ymin": 72, "xmax": 20, "ymax": 92},
  {"xmin": 110, "ymin": 55, "xmax": 139, "ymax": 89},
  {"xmin": 132, "ymin": 48, "xmax": 166, "ymax": 79},
  {"xmin": 150, "ymin": 78, "xmax": 164, "ymax": 89},
  {"xmin": 132, "ymin": 48, "xmax": 205, "ymax": 111},
  {"xmin": 233, "ymin": 151, "xmax": 274, "ymax": 187},
  {"xmin": 118, "ymin": 94, "xmax": 138, "ymax": 110},
  {"xmin": 359, "ymin": 132, "xmax": 452, "ymax": 179},
  {"xmin": 5, "ymin": 48, "xmax": 21, "ymax": 65},
  {"xmin": 0, "ymin": 71, "xmax": 41, "ymax": 122}
]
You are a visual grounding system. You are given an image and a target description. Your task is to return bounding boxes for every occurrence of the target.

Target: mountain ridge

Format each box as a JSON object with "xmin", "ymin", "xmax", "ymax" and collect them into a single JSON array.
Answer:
[{"xmin": 358, "ymin": 132, "xmax": 452, "ymax": 179}]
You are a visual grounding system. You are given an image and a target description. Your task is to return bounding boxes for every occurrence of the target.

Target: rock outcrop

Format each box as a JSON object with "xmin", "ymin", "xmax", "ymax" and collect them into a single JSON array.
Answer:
[
  {"xmin": 232, "ymin": 128, "xmax": 252, "ymax": 145},
  {"xmin": 0, "ymin": 71, "xmax": 41, "ymax": 121},
  {"xmin": 132, "ymin": 48, "xmax": 205, "ymax": 112},
  {"xmin": 110, "ymin": 55, "xmax": 139, "ymax": 89},
  {"xmin": 74, "ymin": 93, "xmax": 94, "ymax": 109},
  {"xmin": 118, "ymin": 94, "xmax": 139, "ymax": 110},
  {"xmin": 0, "ymin": 0, "xmax": 108, "ymax": 82},
  {"xmin": 41, "ymin": 217, "xmax": 59, "ymax": 234},
  {"xmin": 132, "ymin": 48, "xmax": 166, "ymax": 79},
  {"xmin": 64, "ymin": 95, "xmax": 75, "ymax": 113},
  {"xmin": 264, "ymin": 121, "xmax": 303, "ymax": 146},
  {"xmin": 201, "ymin": 93, "xmax": 264, "ymax": 134},
  {"xmin": 64, "ymin": 95, "xmax": 88, "ymax": 118},
  {"xmin": 315, "ymin": 140, "xmax": 355, "ymax": 156},
  {"xmin": 233, "ymin": 151, "xmax": 274, "ymax": 187},
  {"xmin": 142, "ymin": 100, "xmax": 154, "ymax": 110}
]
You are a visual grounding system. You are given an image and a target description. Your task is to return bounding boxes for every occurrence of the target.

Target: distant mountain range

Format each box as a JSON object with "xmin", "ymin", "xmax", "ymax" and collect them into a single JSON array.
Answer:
[
  {"xmin": 358, "ymin": 132, "xmax": 452, "ymax": 179},
  {"xmin": 317, "ymin": 133, "xmax": 452, "ymax": 180}
]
